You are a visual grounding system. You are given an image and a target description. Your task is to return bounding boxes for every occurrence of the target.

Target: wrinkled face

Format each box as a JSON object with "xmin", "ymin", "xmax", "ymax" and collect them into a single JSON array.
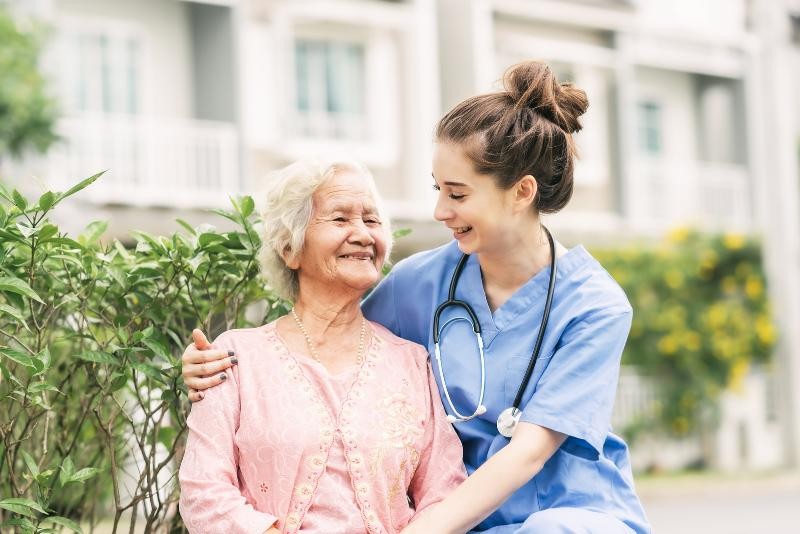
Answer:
[
  {"xmin": 291, "ymin": 170, "xmax": 388, "ymax": 294},
  {"xmin": 432, "ymin": 141, "xmax": 516, "ymax": 255}
]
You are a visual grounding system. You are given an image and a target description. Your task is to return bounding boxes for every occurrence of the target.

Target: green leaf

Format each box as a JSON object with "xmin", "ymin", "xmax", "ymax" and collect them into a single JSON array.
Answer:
[
  {"xmin": 59, "ymin": 457, "xmax": 75, "ymax": 488},
  {"xmin": 240, "ymin": 196, "xmax": 255, "ymax": 218},
  {"xmin": 142, "ymin": 337, "xmax": 169, "ymax": 359},
  {"xmin": 393, "ymin": 228, "xmax": 412, "ymax": 239},
  {"xmin": 0, "ymin": 276, "xmax": 43, "ymax": 303},
  {"xmin": 157, "ymin": 426, "xmax": 178, "ymax": 449},
  {"xmin": 11, "ymin": 189, "xmax": 28, "ymax": 211},
  {"xmin": 0, "ymin": 497, "xmax": 46, "ymax": 515},
  {"xmin": 132, "ymin": 362, "xmax": 166, "ymax": 382},
  {"xmin": 1, "ymin": 516, "xmax": 36, "ymax": 531},
  {"xmin": 0, "ymin": 348, "xmax": 37, "ymax": 369},
  {"xmin": 21, "ymin": 449, "xmax": 39, "ymax": 477},
  {"xmin": 176, "ymin": 218, "xmax": 197, "ymax": 235},
  {"xmin": 77, "ymin": 350, "xmax": 118, "ymax": 365},
  {"xmin": 37, "ymin": 191, "xmax": 56, "ymax": 211},
  {"xmin": 109, "ymin": 371, "xmax": 128, "ymax": 392},
  {"xmin": 0, "ymin": 302, "xmax": 30, "ymax": 330},
  {"xmin": 57, "ymin": 171, "xmax": 105, "ymax": 202},
  {"xmin": 70, "ymin": 467, "xmax": 101, "ymax": 483},
  {"xmin": 44, "ymin": 516, "xmax": 83, "ymax": 533},
  {"xmin": 81, "ymin": 220, "xmax": 108, "ymax": 244},
  {"xmin": 198, "ymin": 233, "xmax": 226, "ymax": 247}
]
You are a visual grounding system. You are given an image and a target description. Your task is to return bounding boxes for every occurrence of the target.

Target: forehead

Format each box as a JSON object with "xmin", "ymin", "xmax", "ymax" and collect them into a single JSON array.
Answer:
[
  {"xmin": 313, "ymin": 169, "xmax": 378, "ymax": 211},
  {"xmin": 432, "ymin": 142, "xmax": 479, "ymax": 181}
]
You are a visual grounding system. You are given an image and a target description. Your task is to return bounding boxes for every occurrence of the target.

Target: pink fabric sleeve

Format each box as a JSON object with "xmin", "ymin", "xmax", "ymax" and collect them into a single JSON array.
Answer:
[
  {"xmin": 408, "ymin": 350, "xmax": 467, "ymax": 517},
  {"xmin": 178, "ymin": 334, "xmax": 278, "ymax": 534}
]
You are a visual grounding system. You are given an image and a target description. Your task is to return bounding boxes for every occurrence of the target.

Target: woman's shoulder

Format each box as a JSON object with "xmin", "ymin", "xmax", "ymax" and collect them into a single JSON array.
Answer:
[
  {"xmin": 389, "ymin": 240, "xmax": 461, "ymax": 279},
  {"xmin": 212, "ymin": 324, "xmax": 276, "ymax": 352},
  {"xmin": 562, "ymin": 245, "xmax": 632, "ymax": 317},
  {"xmin": 369, "ymin": 321, "xmax": 428, "ymax": 360}
]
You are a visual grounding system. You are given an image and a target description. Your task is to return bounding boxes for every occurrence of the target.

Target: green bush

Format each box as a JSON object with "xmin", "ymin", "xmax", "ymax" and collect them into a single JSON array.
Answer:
[
  {"xmin": 0, "ymin": 174, "xmax": 285, "ymax": 532},
  {"xmin": 593, "ymin": 228, "xmax": 776, "ymax": 438}
]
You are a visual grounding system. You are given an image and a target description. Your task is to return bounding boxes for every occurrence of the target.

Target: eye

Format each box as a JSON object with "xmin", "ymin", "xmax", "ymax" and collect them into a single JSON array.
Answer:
[
  {"xmin": 333, "ymin": 216, "xmax": 348, "ymax": 223},
  {"xmin": 364, "ymin": 217, "xmax": 381, "ymax": 226},
  {"xmin": 449, "ymin": 193, "xmax": 465, "ymax": 200}
]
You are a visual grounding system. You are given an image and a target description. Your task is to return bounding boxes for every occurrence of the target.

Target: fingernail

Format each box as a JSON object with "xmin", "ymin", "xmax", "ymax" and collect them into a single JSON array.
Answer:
[
  {"xmin": 231, "ymin": 356, "xmax": 238, "ymax": 365},
  {"xmin": 220, "ymin": 373, "xmax": 227, "ymax": 381},
  {"xmin": 227, "ymin": 350, "xmax": 235, "ymax": 357}
]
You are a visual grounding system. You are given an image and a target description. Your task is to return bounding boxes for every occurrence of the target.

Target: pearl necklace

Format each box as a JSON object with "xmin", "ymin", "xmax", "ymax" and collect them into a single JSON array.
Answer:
[{"xmin": 290, "ymin": 309, "xmax": 367, "ymax": 365}]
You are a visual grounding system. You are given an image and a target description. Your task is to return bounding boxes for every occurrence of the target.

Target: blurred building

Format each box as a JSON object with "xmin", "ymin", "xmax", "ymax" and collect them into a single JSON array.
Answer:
[{"xmin": 3, "ymin": 0, "xmax": 800, "ymax": 470}]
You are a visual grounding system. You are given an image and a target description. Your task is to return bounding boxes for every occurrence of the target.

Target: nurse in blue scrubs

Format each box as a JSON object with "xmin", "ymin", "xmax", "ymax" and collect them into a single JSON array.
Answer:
[{"xmin": 182, "ymin": 61, "xmax": 650, "ymax": 533}]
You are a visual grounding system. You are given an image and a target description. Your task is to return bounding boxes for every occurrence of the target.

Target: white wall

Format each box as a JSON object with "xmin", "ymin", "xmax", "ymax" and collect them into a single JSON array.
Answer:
[{"xmin": 57, "ymin": 0, "xmax": 194, "ymax": 118}]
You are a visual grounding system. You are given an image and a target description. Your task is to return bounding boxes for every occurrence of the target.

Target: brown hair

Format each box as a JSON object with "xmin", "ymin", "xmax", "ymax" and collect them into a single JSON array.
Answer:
[{"xmin": 435, "ymin": 61, "xmax": 588, "ymax": 214}]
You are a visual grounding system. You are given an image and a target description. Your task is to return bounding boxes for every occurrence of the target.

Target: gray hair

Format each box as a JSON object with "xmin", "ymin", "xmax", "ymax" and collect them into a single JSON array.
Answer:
[{"xmin": 258, "ymin": 158, "xmax": 392, "ymax": 301}]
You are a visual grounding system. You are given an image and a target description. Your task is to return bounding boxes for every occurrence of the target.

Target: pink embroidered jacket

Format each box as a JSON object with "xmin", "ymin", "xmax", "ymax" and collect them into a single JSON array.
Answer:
[{"xmin": 179, "ymin": 321, "xmax": 466, "ymax": 533}]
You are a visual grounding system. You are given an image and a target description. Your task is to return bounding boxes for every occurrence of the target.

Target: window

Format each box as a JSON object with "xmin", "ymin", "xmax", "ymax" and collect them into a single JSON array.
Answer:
[
  {"xmin": 59, "ymin": 25, "xmax": 142, "ymax": 115},
  {"xmin": 294, "ymin": 37, "xmax": 366, "ymax": 140},
  {"xmin": 637, "ymin": 101, "xmax": 662, "ymax": 155}
]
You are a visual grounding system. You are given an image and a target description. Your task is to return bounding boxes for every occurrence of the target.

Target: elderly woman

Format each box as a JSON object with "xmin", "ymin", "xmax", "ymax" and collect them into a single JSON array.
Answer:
[{"xmin": 178, "ymin": 159, "xmax": 466, "ymax": 533}]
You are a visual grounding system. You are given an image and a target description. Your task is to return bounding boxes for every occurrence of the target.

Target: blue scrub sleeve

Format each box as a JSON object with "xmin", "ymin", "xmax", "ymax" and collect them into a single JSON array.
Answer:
[
  {"xmin": 518, "ymin": 308, "xmax": 632, "ymax": 455},
  {"xmin": 361, "ymin": 270, "xmax": 402, "ymax": 338}
]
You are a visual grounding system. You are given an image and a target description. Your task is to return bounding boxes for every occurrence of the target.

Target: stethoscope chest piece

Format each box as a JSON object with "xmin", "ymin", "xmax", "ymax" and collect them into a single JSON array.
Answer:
[{"xmin": 497, "ymin": 407, "xmax": 522, "ymax": 438}]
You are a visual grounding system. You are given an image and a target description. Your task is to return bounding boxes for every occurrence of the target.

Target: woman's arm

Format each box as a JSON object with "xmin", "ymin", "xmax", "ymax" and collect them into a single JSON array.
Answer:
[
  {"xmin": 407, "ymin": 360, "xmax": 467, "ymax": 517},
  {"xmin": 403, "ymin": 422, "xmax": 565, "ymax": 534},
  {"xmin": 179, "ymin": 334, "xmax": 278, "ymax": 534}
]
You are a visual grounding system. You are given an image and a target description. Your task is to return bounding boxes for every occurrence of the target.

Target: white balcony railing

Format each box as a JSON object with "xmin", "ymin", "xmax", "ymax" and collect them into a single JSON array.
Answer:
[
  {"xmin": 628, "ymin": 158, "xmax": 752, "ymax": 231},
  {"xmin": 44, "ymin": 115, "xmax": 240, "ymax": 208}
]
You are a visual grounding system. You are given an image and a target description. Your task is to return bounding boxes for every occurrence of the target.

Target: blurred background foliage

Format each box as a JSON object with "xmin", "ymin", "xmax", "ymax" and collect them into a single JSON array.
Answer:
[
  {"xmin": 0, "ymin": 175, "xmax": 282, "ymax": 532},
  {"xmin": 593, "ymin": 229, "xmax": 775, "ymax": 440},
  {"xmin": 0, "ymin": 7, "xmax": 58, "ymax": 158}
]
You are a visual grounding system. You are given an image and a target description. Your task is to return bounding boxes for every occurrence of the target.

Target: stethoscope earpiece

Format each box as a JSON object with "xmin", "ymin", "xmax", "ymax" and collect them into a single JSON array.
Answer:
[{"xmin": 476, "ymin": 405, "xmax": 487, "ymax": 416}]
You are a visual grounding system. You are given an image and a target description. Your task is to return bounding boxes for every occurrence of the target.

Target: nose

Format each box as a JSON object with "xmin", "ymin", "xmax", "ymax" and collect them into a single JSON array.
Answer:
[
  {"xmin": 348, "ymin": 219, "xmax": 375, "ymax": 246},
  {"xmin": 434, "ymin": 195, "xmax": 452, "ymax": 222}
]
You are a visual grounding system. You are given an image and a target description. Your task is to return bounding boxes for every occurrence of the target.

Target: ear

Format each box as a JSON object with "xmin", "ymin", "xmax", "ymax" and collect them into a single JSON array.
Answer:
[
  {"xmin": 513, "ymin": 175, "xmax": 538, "ymax": 210},
  {"xmin": 281, "ymin": 245, "xmax": 301, "ymax": 270}
]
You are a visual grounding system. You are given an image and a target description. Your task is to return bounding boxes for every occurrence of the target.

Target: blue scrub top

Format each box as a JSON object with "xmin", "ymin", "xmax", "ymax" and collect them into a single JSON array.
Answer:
[{"xmin": 362, "ymin": 241, "xmax": 650, "ymax": 533}]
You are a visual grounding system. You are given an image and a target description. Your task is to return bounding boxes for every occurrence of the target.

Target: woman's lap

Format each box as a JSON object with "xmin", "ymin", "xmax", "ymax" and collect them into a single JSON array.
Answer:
[{"xmin": 469, "ymin": 507, "xmax": 633, "ymax": 534}]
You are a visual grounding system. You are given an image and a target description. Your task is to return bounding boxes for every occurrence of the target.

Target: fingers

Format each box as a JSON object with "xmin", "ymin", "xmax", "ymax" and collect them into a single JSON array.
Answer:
[
  {"xmin": 188, "ymin": 388, "xmax": 204, "ymax": 403},
  {"xmin": 184, "ymin": 372, "xmax": 229, "ymax": 392},
  {"xmin": 192, "ymin": 328, "xmax": 212, "ymax": 349},
  {"xmin": 183, "ymin": 356, "xmax": 237, "ymax": 382},
  {"xmin": 182, "ymin": 346, "xmax": 235, "ymax": 366}
]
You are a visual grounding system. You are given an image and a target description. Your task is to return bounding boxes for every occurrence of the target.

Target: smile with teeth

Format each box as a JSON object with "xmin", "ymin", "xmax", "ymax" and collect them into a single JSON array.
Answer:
[
  {"xmin": 455, "ymin": 226, "xmax": 472, "ymax": 234},
  {"xmin": 340, "ymin": 253, "xmax": 373, "ymax": 260}
]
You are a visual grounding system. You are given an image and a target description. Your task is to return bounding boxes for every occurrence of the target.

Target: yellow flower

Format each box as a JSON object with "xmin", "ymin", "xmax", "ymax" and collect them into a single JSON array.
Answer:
[
  {"xmin": 723, "ymin": 233, "xmax": 746, "ymax": 250},
  {"xmin": 667, "ymin": 226, "xmax": 691, "ymax": 244},
  {"xmin": 728, "ymin": 359, "xmax": 750, "ymax": 392},
  {"xmin": 657, "ymin": 335, "xmax": 678, "ymax": 355},
  {"xmin": 755, "ymin": 316, "xmax": 776, "ymax": 345},
  {"xmin": 672, "ymin": 416, "xmax": 690, "ymax": 435},
  {"xmin": 684, "ymin": 331, "xmax": 701, "ymax": 351},
  {"xmin": 664, "ymin": 270, "xmax": 684, "ymax": 289},
  {"xmin": 745, "ymin": 277, "xmax": 763, "ymax": 299}
]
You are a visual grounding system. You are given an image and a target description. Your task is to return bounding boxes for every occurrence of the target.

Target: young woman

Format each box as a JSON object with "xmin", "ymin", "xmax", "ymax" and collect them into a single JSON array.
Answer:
[{"xmin": 182, "ymin": 61, "xmax": 651, "ymax": 533}]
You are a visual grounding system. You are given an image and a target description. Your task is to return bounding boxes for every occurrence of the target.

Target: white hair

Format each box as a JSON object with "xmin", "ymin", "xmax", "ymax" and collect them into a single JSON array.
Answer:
[{"xmin": 257, "ymin": 157, "xmax": 393, "ymax": 301}]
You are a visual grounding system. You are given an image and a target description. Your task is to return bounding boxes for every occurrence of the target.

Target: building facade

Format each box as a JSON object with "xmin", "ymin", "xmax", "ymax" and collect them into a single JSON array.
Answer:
[{"xmin": 4, "ymin": 0, "xmax": 800, "ymax": 470}]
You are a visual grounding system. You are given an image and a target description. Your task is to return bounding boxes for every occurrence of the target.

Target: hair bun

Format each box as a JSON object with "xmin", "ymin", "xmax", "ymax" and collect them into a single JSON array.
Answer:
[{"xmin": 504, "ymin": 61, "xmax": 589, "ymax": 134}]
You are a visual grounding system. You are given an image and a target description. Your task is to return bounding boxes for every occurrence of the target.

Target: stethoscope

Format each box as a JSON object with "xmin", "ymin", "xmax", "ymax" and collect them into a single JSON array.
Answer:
[{"xmin": 432, "ymin": 226, "xmax": 557, "ymax": 438}]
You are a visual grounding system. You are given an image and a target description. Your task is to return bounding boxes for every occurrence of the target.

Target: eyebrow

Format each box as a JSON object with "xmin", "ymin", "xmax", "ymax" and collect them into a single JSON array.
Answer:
[
  {"xmin": 431, "ymin": 173, "xmax": 469, "ymax": 188},
  {"xmin": 325, "ymin": 203, "xmax": 378, "ymax": 214}
]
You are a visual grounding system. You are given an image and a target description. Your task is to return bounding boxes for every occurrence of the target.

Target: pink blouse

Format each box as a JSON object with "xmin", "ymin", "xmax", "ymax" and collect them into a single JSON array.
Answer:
[{"xmin": 179, "ymin": 320, "xmax": 466, "ymax": 533}]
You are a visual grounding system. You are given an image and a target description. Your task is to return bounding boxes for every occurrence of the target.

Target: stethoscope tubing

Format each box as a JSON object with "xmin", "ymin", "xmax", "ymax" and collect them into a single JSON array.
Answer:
[{"xmin": 432, "ymin": 226, "xmax": 557, "ymax": 425}]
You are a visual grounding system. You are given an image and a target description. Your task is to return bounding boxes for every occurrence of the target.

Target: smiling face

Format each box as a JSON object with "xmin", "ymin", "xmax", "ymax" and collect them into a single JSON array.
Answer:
[
  {"xmin": 432, "ymin": 141, "xmax": 522, "ymax": 256},
  {"xmin": 289, "ymin": 169, "xmax": 388, "ymax": 296}
]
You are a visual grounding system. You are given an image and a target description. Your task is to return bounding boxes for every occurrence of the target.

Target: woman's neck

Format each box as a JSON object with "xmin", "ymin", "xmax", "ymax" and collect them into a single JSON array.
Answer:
[{"xmin": 477, "ymin": 224, "xmax": 555, "ymax": 312}]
